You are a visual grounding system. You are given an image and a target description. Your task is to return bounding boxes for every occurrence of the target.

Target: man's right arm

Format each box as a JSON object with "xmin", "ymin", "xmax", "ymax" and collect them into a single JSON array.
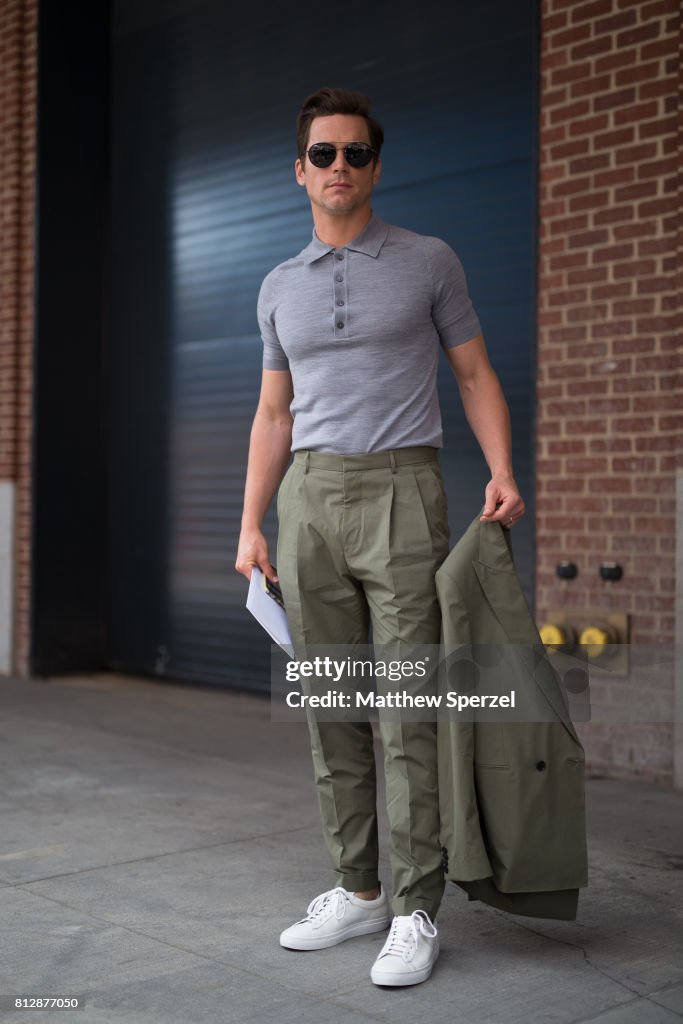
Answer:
[{"xmin": 235, "ymin": 368, "xmax": 294, "ymax": 582}]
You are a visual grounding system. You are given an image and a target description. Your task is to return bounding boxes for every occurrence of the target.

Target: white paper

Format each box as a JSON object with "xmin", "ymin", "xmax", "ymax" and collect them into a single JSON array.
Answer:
[{"xmin": 246, "ymin": 567, "xmax": 294, "ymax": 657}]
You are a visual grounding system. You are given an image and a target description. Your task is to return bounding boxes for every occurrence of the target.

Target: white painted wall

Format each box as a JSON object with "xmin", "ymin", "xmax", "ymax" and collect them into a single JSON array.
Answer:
[{"xmin": 0, "ymin": 481, "xmax": 15, "ymax": 674}]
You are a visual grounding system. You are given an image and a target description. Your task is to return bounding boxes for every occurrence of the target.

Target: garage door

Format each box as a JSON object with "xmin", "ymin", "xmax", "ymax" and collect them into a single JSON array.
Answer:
[{"xmin": 106, "ymin": 0, "xmax": 539, "ymax": 689}]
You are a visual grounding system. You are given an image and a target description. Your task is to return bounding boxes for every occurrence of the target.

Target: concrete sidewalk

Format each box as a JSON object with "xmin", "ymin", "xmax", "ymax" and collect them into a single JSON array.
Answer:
[{"xmin": 0, "ymin": 672, "xmax": 682, "ymax": 1024}]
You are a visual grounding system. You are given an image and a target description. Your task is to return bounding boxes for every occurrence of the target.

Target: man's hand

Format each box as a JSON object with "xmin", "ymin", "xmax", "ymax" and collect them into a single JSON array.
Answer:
[
  {"xmin": 235, "ymin": 526, "xmax": 279, "ymax": 583},
  {"xmin": 480, "ymin": 473, "xmax": 525, "ymax": 530}
]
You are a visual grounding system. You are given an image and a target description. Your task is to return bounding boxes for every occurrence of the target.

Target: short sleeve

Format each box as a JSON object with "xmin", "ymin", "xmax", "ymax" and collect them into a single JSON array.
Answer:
[
  {"xmin": 426, "ymin": 239, "xmax": 482, "ymax": 349},
  {"xmin": 257, "ymin": 272, "xmax": 290, "ymax": 371}
]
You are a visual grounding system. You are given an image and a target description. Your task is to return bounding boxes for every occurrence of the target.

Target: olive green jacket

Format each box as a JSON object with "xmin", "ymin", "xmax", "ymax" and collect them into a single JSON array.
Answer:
[{"xmin": 435, "ymin": 514, "xmax": 588, "ymax": 920}]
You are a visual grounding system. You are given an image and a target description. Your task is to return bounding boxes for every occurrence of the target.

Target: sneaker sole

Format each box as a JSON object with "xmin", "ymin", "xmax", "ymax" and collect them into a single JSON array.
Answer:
[{"xmin": 280, "ymin": 916, "xmax": 391, "ymax": 951}]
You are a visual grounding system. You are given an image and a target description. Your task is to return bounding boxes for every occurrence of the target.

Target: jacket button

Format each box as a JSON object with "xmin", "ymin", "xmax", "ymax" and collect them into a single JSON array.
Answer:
[{"xmin": 536, "ymin": 760, "xmax": 547, "ymax": 771}]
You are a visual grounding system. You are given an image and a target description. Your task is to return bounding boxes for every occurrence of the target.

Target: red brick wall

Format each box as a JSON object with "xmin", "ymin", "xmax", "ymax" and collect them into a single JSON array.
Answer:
[
  {"xmin": 0, "ymin": 0, "xmax": 37, "ymax": 676},
  {"xmin": 537, "ymin": 0, "xmax": 682, "ymax": 781}
]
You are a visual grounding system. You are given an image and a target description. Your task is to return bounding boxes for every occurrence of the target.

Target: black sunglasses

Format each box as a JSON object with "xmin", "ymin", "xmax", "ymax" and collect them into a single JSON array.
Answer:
[{"xmin": 305, "ymin": 142, "xmax": 377, "ymax": 169}]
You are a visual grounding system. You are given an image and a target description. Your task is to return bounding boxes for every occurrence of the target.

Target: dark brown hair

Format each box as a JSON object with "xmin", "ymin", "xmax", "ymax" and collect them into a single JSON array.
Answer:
[{"xmin": 296, "ymin": 87, "xmax": 384, "ymax": 163}]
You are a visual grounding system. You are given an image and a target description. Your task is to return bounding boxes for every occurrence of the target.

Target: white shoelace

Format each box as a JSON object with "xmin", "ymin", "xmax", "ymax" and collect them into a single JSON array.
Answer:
[
  {"xmin": 298, "ymin": 886, "xmax": 350, "ymax": 926},
  {"xmin": 381, "ymin": 910, "xmax": 437, "ymax": 961}
]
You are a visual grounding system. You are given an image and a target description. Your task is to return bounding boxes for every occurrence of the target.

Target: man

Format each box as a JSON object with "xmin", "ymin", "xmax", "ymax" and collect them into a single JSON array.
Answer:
[{"xmin": 235, "ymin": 87, "xmax": 524, "ymax": 987}]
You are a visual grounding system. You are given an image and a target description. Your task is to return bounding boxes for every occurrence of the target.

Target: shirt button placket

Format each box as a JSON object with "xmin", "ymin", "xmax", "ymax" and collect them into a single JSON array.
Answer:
[{"xmin": 333, "ymin": 250, "xmax": 347, "ymax": 337}]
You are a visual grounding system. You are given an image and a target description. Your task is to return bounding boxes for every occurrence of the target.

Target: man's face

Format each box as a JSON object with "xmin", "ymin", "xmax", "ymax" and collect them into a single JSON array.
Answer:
[{"xmin": 295, "ymin": 114, "xmax": 381, "ymax": 217}]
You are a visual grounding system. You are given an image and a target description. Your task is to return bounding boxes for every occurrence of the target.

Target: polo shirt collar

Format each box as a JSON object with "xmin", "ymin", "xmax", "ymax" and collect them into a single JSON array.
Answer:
[{"xmin": 301, "ymin": 213, "xmax": 389, "ymax": 265}]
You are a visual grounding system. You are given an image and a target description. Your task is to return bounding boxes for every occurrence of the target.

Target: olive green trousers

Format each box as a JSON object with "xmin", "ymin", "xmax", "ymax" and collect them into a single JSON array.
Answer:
[{"xmin": 276, "ymin": 447, "xmax": 450, "ymax": 918}]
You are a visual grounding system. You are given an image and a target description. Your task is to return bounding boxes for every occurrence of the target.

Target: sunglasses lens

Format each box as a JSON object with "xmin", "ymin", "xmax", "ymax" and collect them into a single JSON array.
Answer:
[
  {"xmin": 307, "ymin": 144, "xmax": 375, "ymax": 168},
  {"xmin": 345, "ymin": 144, "xmax": 373, "ymax": 167},
  {"xmin": 308, "ymin": 145, "xmax": 336, "ymax": 168}
]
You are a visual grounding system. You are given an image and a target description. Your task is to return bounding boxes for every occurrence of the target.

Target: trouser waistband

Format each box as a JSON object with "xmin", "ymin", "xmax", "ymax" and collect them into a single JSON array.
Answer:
[{"xmin": 293, "ymin": 446, "xmax": 439, "ymax": 473}]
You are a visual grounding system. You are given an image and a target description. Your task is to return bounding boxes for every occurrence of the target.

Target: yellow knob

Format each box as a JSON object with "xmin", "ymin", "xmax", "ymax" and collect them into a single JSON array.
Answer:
[
  {"xmin": 579, "ymin": 626, "xmax": 611, "ymax": 659},
  {"xmin": 540, "ymin": 624, "xmax": 567, "ymax": 651}
]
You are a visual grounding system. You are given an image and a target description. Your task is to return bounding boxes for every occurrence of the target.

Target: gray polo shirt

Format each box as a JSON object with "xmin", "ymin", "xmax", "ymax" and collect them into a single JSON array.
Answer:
[{"xmin": 257, "ymin": 213, "xmax": 481, "ymax": 454}]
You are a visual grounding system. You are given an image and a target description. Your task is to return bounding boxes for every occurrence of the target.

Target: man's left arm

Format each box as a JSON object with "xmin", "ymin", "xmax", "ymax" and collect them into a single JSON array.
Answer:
[{"xmin": 444, "ymin": 334, "xmax": 525, "ymax": 528}]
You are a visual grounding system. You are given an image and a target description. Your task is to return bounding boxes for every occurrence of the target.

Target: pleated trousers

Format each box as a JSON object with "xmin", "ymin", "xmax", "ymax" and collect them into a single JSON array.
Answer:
[{"xmin": 276, "ymin": 446, "xmax": 450, "ymax": 918}]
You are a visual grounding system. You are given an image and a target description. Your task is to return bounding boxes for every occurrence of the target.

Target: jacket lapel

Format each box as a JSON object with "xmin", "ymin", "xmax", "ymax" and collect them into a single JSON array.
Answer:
[{"xmin": 473, "ymin": 521, "xmax": 581, "ymax": 745}]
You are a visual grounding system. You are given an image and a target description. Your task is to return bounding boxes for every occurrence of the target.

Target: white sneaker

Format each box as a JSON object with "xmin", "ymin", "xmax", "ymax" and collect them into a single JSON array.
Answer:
[
  {"xmin": 280, "ymin": 885, "xmax": 390, "ymax": 951},
  {"xmin": 370, "ymin": 910, "xmax": 439, "ymax": 986}
]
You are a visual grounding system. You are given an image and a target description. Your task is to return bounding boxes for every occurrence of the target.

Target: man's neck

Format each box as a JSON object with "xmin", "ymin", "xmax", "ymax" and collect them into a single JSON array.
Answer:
[{"xmin": 312, "ymin": 208, "xmax": 373, "ymax": 248}]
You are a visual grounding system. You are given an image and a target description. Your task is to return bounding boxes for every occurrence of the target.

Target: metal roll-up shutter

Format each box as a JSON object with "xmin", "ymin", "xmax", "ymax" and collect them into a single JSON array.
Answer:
[{"xmin": 107, "ymin": 0, "xmax": 538, "ymax": 689}]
